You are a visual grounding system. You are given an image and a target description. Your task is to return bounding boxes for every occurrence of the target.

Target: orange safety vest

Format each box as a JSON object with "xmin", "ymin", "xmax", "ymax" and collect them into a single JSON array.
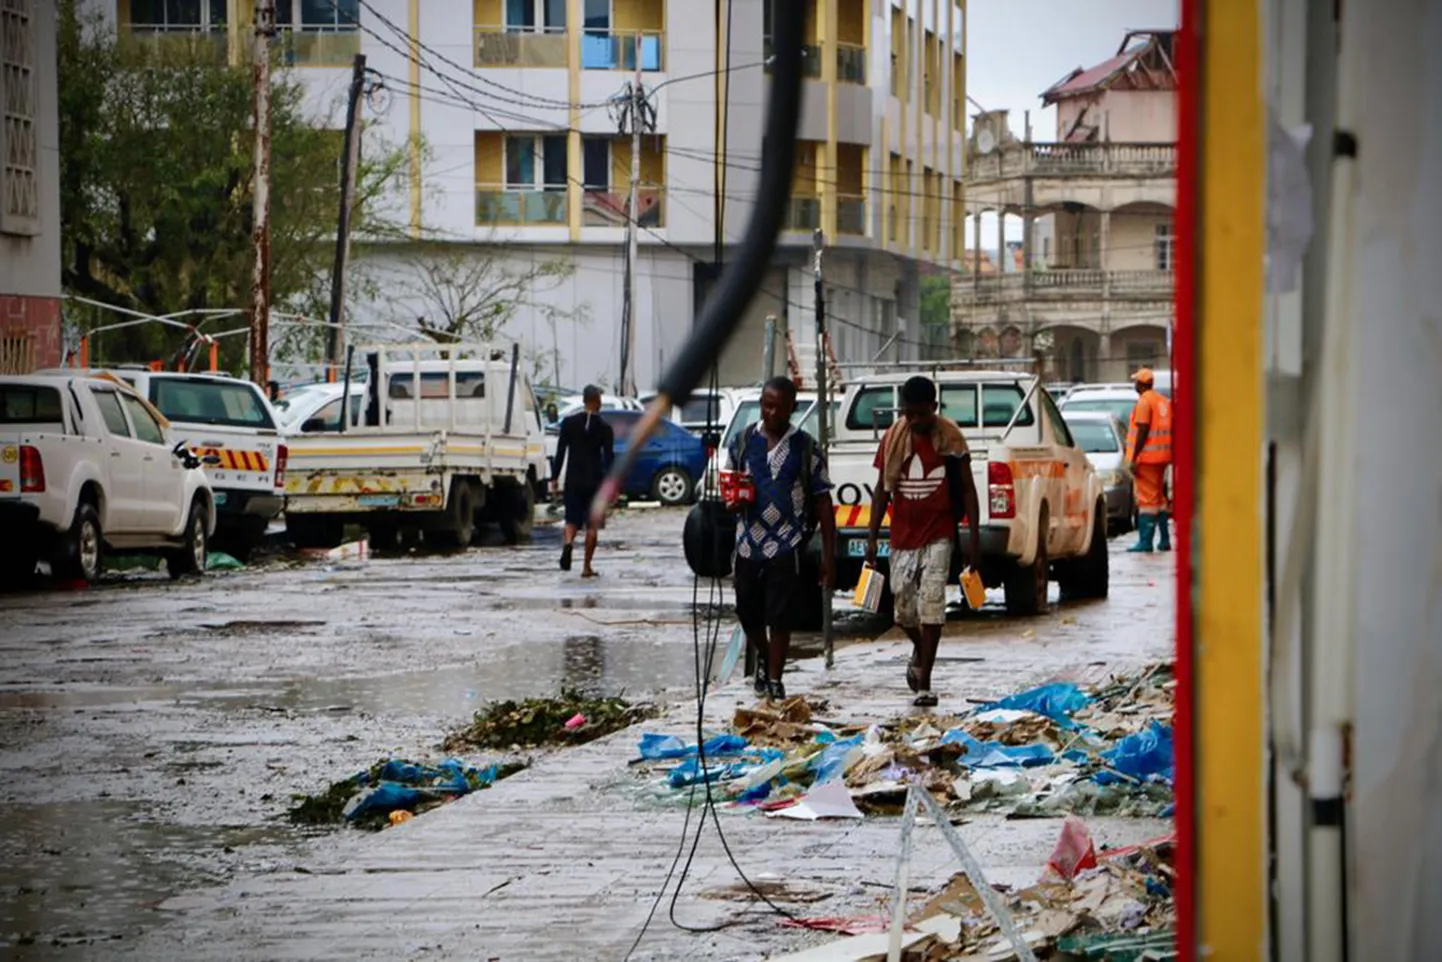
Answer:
[{"xmin": 1127, "ymin": 390, "xmax": 1173, "ymax": 464}]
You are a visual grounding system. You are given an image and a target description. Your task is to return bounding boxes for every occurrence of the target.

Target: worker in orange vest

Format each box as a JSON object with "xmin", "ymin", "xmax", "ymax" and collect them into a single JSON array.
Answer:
[{"xmin": 1125, "ymin": 368, "xmax": 1173, "ymax": 552}]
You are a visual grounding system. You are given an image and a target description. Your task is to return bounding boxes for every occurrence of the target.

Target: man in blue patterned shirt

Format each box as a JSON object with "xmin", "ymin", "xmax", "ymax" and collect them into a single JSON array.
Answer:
[{"xmin": 726, "ymin": 377, "xmax": 836, "ymax": 700}]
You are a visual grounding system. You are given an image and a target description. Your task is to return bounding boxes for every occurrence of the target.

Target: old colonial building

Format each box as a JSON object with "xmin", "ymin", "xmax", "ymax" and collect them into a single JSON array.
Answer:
[
  {"xmin": 0, "ymin": 1, "xmax": 62, "ymax": 374},
  {"xmin": 953, "ymin": 29, "xmax": 1177, "ymax": 382}
]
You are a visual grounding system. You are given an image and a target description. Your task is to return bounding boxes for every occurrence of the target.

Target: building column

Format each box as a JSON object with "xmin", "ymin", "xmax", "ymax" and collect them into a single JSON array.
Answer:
[
  {"xmin": 996, "ymin": 208, "xmax": 1007, "ymax": 272},
  {"xmin": 1098, "ymin": 331, "xmax": 1112, "ymax": 382},
  {"xmin": 820, "ymin": 0, "xmax": 838, "ymax": 241},
  {"xmin": 1100, "ymin": 208, "xmax": 1113, "ymax": 333},
  {"xmin": 971, "ymin": 209, "xmax": 982, "ymax": 290},
  {"xmin": 566, "ymin": 0, "xmax": 583, "ymax": 241}
]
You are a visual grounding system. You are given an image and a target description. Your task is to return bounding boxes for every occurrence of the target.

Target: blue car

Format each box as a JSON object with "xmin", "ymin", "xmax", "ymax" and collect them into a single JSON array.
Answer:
[{"xmin": 547, "ymin": 410, "xmax": 706, "ymax": 506}]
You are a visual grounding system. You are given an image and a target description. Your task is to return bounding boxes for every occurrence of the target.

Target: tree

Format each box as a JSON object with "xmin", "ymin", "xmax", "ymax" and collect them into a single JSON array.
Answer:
[
  {"xmin": 57, "ymin": 2, "xmax": 410, "ymax": 368},
  {"xmin": 919, "ymin": 273, "xmax": 953, "ymax": 357}
]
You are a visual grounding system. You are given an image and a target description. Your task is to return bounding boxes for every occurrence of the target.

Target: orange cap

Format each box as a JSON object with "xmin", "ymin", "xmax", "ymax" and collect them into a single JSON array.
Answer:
[{"xmin": 1131, "ymin": 367, "xmax": 1154, "ymax": 384}]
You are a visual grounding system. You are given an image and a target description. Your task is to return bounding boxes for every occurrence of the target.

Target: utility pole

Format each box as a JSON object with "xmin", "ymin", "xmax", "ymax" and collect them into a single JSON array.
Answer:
[
  {"xmin": 327, "ymin": 54, "xmax": 368, "ymax": 380},
  {"xmin": 249, "ymin": 0, "xmax": 276, "ymax": 387},
  {"xmin": 761, "ymin": 314, "xmax": 778, "ymax": 381},
  {"xmin": 619, "ymin": 36, "xmax": 644, "ymax": 397},
  {"xmin": 814, "ymin": 229, "xmax": 834, "ymax": 668}
]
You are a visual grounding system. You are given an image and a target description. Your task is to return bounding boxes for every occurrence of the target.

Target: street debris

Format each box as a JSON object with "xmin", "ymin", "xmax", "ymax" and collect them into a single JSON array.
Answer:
[
  {"xmin": 288, "ymin": 757, "xmax": 527, "ymax": 830},
  {"xmin": 628, "ymin": 665, "xmax": 1176, "ymax": 820},
  {"xmin": 445, "ymin": 689, "xmax": 658, "ymax": 752}
]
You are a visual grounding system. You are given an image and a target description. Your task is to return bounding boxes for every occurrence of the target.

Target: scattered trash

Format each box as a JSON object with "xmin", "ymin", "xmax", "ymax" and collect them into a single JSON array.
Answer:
[
  {"xmin": 563, "ymin": 713, "xmax": 587, "ymax": 730},
  {"xmin": 982, "ymin": 681, "xmax": 1092, "ymax": 723},
  {"xmin": 299, "ymin": 539, "xmax": 370, "ymax": 563},
  {"xmin": 767, "ymin": 779, "xmax": 864, "ymax": 821},
  {"xmin": 205, "ymin": 552, "xmax": 244, "ymax": 571},
  {"xmin": 445, "ymin": 690, "xmax": 657, "ymax": 752},
  {"xmin": 388, "ymin": 810, "xmax": 414, "ymax": 826},
  {"xmin": 288, "ymin": 757, "xmax": 527, "ymax": 829},
  {"xmin": 1045, "ymin": 815, "xmax": 1099, "ymax": 881}
]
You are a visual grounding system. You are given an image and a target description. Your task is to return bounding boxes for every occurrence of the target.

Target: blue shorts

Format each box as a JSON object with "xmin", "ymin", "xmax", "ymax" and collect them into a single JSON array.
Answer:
[{"xmin": 564, "ymin": 485, "xmax": 600, "ymax": 528}]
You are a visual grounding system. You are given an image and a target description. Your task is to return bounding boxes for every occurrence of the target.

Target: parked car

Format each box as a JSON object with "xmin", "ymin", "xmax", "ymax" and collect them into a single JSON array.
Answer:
[
  {"xmin": 544, "ymin": 395, "xmax": 647, "ymax": 470},
  {"xmin": 1057, "ymin": 384, "xmax": 1139, "ymax": 426},
  {"xmin": 1, "ymin": 373, "xmax": 217, "ymax": 583},
  {"xmin": 1061, "ymin": 410, "xmax": 1134, "ymax": 533},
  {"xmin": 641, "ymin": 388, "xmax": 742, "ymax": 439},
  {"xmin": 275, "ymin": 381, "xmax": 366, "ymax": 433},
  {"xmin": 60, "ymin": 368, "xmax": 285, "ymax": 555},
  {"xmin": 550, "ymin": 409, "xmax": 706, "ymax": 506}
]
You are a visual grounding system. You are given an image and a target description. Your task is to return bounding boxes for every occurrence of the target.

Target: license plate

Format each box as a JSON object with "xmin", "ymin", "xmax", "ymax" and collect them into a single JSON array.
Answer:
[
  {"xmin": 358, "ymin": 494, "xmax": 401, "ymax": 507},
  {"xmin": 213, "ymin": 492, "xmax": 228, "ymax": 506},
  {"xmin": 847, "ymin": 540, "xmax": 889, "ymax": 558}
]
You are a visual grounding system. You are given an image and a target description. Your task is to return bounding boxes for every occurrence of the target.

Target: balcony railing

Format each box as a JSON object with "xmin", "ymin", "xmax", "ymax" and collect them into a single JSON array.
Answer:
[
  {"xmin": 966, "ymin": 142, "xmax": 1178, "ymax": 181},
  {"xmin": 118, "ymin": 24, "xmax": 228, "ymax": 61},
  {"xmin": 837, "ymin": 194, "xmax": 867, "ymax": 235},
  {"xmin": 581, "ymin": 186, "xmax": 665, "ymax": 228},
  {"xmin": 953, "ymin": 269, "xmax": 1176, "ymax": 305},
  {"xmin": 277, "ymin": 27, "xmax": 361, "ymax": 67},
  {"xmin": 473, "ymin": 26, "xmax": 568, "ymax": 67},
  {"xmin": 837, "ymin": 43, "xmax": 866, "ymax": 84},
  {"xmin": 476, "ymin": 186, "xmax": 571, "ymax": 226},
  {"xmin": 785, "ymin": 196, "xmax": 821, "ymax": 231},
  {"xmin": 764, "ymin": 38, "xmax": 823, "ymax": 79},
  {"xmin": 581, "ymin": 29, "xmax": 664, "ymax": 71}
]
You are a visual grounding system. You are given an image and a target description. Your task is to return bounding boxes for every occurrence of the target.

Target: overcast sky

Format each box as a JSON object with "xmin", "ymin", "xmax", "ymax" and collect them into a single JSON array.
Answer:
[{"xmin": 964, "ymin": 0, "xmax": 1180, "ymax": 245}]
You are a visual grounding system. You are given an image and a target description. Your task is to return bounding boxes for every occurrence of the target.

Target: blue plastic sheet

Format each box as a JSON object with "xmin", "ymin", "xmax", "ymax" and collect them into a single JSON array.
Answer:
[
  {"xmin": 982, "ymin": 682, "xmax": 1091, "ymax": 723},
  {"xmin": 637, "ymin": 733, "xmax": 748, "ymax": 761},
  {"xmin": 665, "ymin": 746, "xmax": 784, "ymax": 789},
  {"xmin": 808, "ymin": 734, "xmax": 864, "ymax": 783},
  {"xmin": 344, "ymin": 758, "xmax": 500, "ymax": 821},
  {"xmin": 940, "ymin": 729, "xmax": 1057, "ymax": 768},
  {"xmin": 1095, "ymin": 722, "xmax": 1174, "ymax": 785}
]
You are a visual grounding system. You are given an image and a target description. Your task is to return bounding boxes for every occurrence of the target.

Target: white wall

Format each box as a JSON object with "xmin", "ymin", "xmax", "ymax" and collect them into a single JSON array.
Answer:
[{"xmin": 0, "ymin": 1, "xmax": 61, "ymax": 299}]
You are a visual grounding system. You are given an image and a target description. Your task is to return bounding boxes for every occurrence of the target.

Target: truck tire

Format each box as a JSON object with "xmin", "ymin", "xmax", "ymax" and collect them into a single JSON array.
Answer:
[
  {"xmin": 432, "ymin": 481, "xmax": 477, "ymax": 549},
  {"xmin": 167, "ymin": 500, "xmax": 209, "ymax": 580},
  {"xmin": 1004, "ymin": 508, "xmax": 1049, "ymax": 616},
  {"xmin": 1059, "ymin": 503, "xmax": 1110, "ymax": 600},
  {"xmin": 54, "ymin": 502, "xmax": 104, "ymax": 583},
  {"xmin": 683, "ymin": 501, "xmax": 733, "ymax": 578},
  {"xmin": 213, "ymin": 516, "xmax": 267, "ymax": 562},
  {"xmin": 286, "ymin": 515, "xmax": 343, "ymax": 550},
  {"xmin": 497, "ymin": 480, "xmax": 535, "ymax": 545}
]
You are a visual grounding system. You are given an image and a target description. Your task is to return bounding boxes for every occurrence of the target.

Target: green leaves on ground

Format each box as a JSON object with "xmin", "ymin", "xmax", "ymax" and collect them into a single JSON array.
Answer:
[{"xmin": 445, "ymin": 690, "xmax": 657, "ymax": 752}]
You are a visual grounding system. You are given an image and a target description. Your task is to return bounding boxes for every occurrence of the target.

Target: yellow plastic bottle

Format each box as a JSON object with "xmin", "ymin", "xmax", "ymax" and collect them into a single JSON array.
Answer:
[{"xmin": 959, "ymin": 567, "xmax": 986, "ymax": 610}]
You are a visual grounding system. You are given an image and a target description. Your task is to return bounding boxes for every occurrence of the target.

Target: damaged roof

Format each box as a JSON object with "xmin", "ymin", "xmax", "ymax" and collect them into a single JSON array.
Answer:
[{"xmin": 1041, "ymin": 29, "xmax": 1178, "ymax": 106}]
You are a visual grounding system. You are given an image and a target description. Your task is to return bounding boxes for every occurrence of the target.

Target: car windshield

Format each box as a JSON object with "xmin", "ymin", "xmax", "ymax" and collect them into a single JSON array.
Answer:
[
  {"xmin": 151, "ymin": 378, "xmax": 275, "ymax": 429},
  {"xmin": 0, "ymin": 385, "xmax": 63, "ymax": 424},
  {"xmin": 1067, "ymin": 421, "xmax": 1120, "ymax": 453},
  {"xmin": 1062, "ymin": 397, "xmax": 1136, "ymax": 425}
]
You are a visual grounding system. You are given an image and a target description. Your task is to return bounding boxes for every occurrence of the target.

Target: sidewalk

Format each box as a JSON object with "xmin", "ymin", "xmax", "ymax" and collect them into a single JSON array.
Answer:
[{"xmin": 131, "ymin": 551, "xmax": 1174, "ymax": 961}]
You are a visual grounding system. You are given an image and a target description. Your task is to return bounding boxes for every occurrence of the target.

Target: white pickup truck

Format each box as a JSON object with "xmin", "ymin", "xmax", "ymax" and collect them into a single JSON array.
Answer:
[
  {"xmin": 281, "ymin": 343, "xmax": 550, "ymax": 550},
  {"xmin": 826, "ymin": 371, "xmax": 1110, "ymax": 614},
  {"xmin": 0, "ymin": 373, "xmax": 217, "ymax": 583}
]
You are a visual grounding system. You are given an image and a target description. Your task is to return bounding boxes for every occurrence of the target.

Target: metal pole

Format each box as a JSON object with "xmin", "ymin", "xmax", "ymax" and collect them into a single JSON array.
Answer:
[
  {"xmin": 814, "ymin": 229, "xmax": 833, "ymax": 668},
  {"xmin": 762, "ymin": 314, "xmax": 778, "ymax": 380},
  {"xmin": 327, "ymin": 54, "xmax": 367, "ymax": 380},
  {"xmin": 621, "ymin": 42, "xmax": 643, "ymax": 397},
  {"xmin": 249, "ymin": 0, "xmax": 275, "ymax": 387}
]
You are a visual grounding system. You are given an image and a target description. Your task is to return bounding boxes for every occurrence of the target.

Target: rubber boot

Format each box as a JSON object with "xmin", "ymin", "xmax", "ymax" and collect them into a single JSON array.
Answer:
[
  {"xmin": 1127, "ymin": 514, "xmax": 1156, "ymax": 553},
  {"xmin": 1156, "ymin": 511, "xmax": 1172, "ymax": 551}
]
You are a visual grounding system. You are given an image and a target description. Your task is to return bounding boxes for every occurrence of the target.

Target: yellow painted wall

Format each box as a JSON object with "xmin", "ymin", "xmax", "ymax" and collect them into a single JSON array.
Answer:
[
  {"xmin": 614, "ymin": 0, "xmax": 664, "ymax": 32},
  {"xmin": 118, "ymin": 0, "xmax": 132, "ymax": 24},
  {"xmin": 952, "ymin": 50, "xmax": 963, "ymax": 126},
  {"xmin": 890, "ymin": 8, "xmax": 905, "ymax": 100},
  {"xmin": 611, "ymin": 136, "xmax": 667, "ymax": 187},
  {"xmin": 889, "ymin": 152, "xmax": 903, "ymax": 242},
  {"xmin": 474, "ymin": 132, "xmax": 504, "ymax": 184},
  {"xmin": 924, "ymin": 30, "xmax": 939, "ymax": 116},
  {"xmin": 952, "ymin": 179, "xmax": 963, "ymax": 257},
  {"xmin": 904, "ymin": 158, "xmax": 914, "ymax": 248},
  {"xmin": 838, "ymin": 0, "xmax": 864, "ymax": 45},
  {"xmin": 474, "ymin": 0, "xmax": 502, "ymax": 26}
]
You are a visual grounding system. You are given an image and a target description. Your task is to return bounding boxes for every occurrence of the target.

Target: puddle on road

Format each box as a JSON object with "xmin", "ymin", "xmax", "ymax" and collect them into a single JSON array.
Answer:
[{"xmin": 0, "ymin": 799, "xmax": 306, "ymax": 951}]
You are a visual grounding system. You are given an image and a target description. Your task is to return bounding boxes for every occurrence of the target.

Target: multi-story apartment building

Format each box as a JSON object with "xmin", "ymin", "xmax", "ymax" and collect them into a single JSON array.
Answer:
[
  {"xmin": 953, "ymin": 30, "xmax": 1177, "ymax": 383},
  {"xmin": 1, "ymin": 0, "xmax": 62, "ymax": 374},
  {"xmin": 106, "ymin": 0, "xmax": 967, "ymax": 390}
]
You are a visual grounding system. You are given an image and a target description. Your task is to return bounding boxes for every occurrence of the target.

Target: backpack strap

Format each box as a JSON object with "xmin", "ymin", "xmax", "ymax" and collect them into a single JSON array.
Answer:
[{"xmin": 798, "ymin": 429, "xmax": 817, "ymax": 535}]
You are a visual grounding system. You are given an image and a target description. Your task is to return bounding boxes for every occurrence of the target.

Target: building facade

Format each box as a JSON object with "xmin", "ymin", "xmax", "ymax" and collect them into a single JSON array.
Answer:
[
  {"xmin": 953, "ymin": 30, "xmax": 1177, "ymax": 383},
  {"xmin": 106, "ymin": 0, "xmax": 967, "ymax": 390},
  {"xmin": 0, "ymin": 0, "xmax": 62, "ymax": 374}
]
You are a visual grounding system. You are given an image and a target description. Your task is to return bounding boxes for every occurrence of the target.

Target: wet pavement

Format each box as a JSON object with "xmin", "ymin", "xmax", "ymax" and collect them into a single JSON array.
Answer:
[{"xmin": 0, "ymin": 508, "xmax": 1174, "ymax": 960}]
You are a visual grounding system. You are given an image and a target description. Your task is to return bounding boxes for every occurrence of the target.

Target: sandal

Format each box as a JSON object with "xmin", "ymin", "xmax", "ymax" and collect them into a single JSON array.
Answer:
[{"xmin": 912, "ymin": 691, "xmax": 938, "ymax": 708}]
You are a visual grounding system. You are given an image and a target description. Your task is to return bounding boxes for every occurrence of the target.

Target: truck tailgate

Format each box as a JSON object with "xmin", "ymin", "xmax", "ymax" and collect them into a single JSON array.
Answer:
[{"xmin": 0, "ymin": 434, "xmax": 21, "ymax": 497}]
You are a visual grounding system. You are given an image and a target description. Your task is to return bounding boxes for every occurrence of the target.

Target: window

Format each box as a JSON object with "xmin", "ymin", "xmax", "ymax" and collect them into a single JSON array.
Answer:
[
  {"xmin": 0, "ymin": 0, "xmax": 39, "ymax": 236},
  {"xmin": 1061, "ymin": 397, "xmax": 1137, "ymax": 425},
  {"xmin": 583, "ymin": 0, "xmax": 609, "ymax": 29},
  {"xmin": 0, "ymin": 385, "xmax": 61, "ymax": 423},
  {"xmin": 506, "ymin": 135, "xmax": 568, "ymax": 190},
  {"xmin": 939, "ymin": 385, "xmax": 977, "ymax": 424},
  {"xmin": 582, "ymin": 138, "xmax": 610, "ymax": 189},
  {"xmin": 388, "ymin": 372, "xmax": 486, "ymax": 399},
  {"xmin": 608, "ymin": 411, "xmax": 641, "ymax": 440},
  {"xmin": 1066, "ymin": 421, "xmax": 1120, "ymax": 454},
  {"xmin": 121, "ymin": 394, "xmax": 167, "ymax": 445},
  {"xmin": 506, "ymin": 0, "xmax": 566, "ymax": 29},
  {"xmin": 129, "ymin": 0, "xmax": 227, "ymax": 27},
  {"xmin": 304, "ymin": 394, "xmax": 364, "ymax": 431},
  {"xmin": 846, "ymin": 386, "xmax": 897, "ymax": 431},
  {"xmin": 981, "ymin": 384, "xmax": 1035, "ymax": 428},
  {"xmin": 1040, "ymin": 392, "xmax": 1074, "ymax": 447},
  {"xmin": 278, "ymin": 0, "xmax": 359, "ymax": 27},
  {"xmin": 91, "ymin": 389, "xmax": 133, "ymax": 437},
  {"xmin": 150, "ymin": 379, "xmax": 275, "ymax": 429},
  {"xmin": 1155, "ymin": 223, "xmax": 1175, "ymax": 271}
]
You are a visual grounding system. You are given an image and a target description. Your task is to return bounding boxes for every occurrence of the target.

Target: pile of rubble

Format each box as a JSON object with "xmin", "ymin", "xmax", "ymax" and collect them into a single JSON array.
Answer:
[{"xmin": 630, "ymin": 664, "xmax": 1176, "ymax": 821}]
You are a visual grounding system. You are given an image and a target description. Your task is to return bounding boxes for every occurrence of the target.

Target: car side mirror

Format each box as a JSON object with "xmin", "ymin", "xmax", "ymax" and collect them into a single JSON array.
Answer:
[{"xmin": 173, "ymin": 441, "xmax": 205, "ymax": 470}]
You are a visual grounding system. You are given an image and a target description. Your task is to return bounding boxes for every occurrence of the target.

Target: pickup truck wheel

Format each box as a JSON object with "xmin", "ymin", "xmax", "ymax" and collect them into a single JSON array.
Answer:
[
  {"xmin": 1004, "ymin": 513, "xmax": 1049, "ymax": 616},
  {"xmin": 167, "ymin": 501, "xmax": 208, "ymax": 579},
  {"xmin": 432, "ymin": 482, "xmax": 476, "ymax": 549},
  {"xmin": 683, "ymin": 501, "xmax": 733, "ymax": 578},
  {"xmin": 652, "ymin": 466, "xmax": 694, "ymax": 506},
  {"xmin": 498, "ymin": 481, "xmax": 535, "ymax": 545},
  {"xmin": 1060, "ymin": 504, "xmax": 1110, "ymax": 600},
  {"xmin": 55, "ymin": 503, "xmax": 104, "ymax": 583}
]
